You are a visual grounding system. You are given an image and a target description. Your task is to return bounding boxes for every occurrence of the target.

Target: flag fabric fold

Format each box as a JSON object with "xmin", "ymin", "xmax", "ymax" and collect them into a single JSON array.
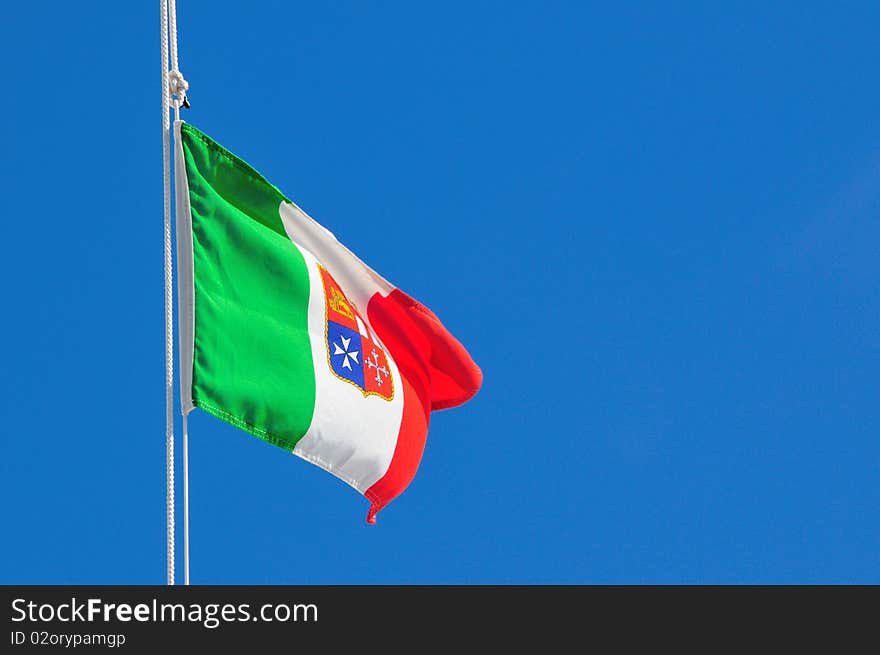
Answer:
[{"xmin": 173, "ymin": 121, "xmax": 481, "ymax": 523}]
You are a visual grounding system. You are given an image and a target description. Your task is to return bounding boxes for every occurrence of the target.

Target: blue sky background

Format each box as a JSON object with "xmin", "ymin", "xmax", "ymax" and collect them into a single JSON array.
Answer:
[{"xmin": 1, "ymin": 2, "xmax": 878, "ymax": 583}]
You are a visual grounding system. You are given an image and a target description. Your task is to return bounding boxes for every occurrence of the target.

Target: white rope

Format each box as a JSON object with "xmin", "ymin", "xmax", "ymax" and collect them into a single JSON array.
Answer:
[
  {"xmin": 182, "ymin": 412, "xmax": 190, "ymax": 585},
  {"xmin": 167, "ymin": 0, "xmax": 189, "ymax": 120},
  {"xmin": 160, "ymin": 0, "xmax": 175, "ymax": 587},
  {"xmin": 169, "ymin": 71, "xmax": 189, "ymax": 121},
  {"xmin": 162, "ymin": 0, "xmax": 191, "ymax": 587},
  {"xmin": 168, "ymin": 0, "xmax": 180, "ymax": 72},
  {"xmin": 162, "ymin": 0, "xmax": 190, "ymax": 587}
]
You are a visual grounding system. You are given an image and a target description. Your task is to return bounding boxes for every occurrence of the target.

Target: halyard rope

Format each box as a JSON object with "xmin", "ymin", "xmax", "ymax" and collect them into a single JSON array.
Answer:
[
  {"xmin": 161, "ymin": 0, "xmax": 189, "ymax": 586},
  {"xmin": 160, "ymin": 0, "xmax": 175, "ymax": 587}
]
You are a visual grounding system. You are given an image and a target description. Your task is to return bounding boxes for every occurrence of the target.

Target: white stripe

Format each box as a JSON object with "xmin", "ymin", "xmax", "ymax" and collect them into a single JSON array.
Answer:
[
  {"xmin": 279, "ymin": 201, "xmax": 395, "ymax": 313},
  {"xmin": 289, "ymin": 243, "xmax": 404, "ymax": 493}
]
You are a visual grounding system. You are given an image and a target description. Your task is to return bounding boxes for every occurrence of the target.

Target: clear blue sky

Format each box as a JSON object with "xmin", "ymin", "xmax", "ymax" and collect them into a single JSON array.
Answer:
[{"xmin": 1, "ymin": 2, "xmax": 878, "ymax": 584}]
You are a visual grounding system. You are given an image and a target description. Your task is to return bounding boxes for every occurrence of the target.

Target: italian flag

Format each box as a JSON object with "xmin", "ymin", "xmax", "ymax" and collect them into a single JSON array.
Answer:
[{"xmin": 174, "ymin": 122, "xmax": 482, "ymax": 523}]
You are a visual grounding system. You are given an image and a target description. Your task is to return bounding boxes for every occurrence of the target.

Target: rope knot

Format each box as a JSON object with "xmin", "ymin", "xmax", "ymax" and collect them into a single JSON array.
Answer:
[{"xmin": 167, "ymin": 70, "xmax": 190, "ymax": 108}]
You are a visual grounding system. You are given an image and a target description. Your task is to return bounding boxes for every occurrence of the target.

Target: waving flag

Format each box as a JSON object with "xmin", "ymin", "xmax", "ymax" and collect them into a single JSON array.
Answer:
[{"xmin": 173, "ymin": 122, "xmax": 481, "ymax": 523}]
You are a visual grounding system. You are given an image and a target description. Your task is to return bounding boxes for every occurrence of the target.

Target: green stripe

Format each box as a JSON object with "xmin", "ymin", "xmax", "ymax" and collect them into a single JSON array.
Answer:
[{"xmin": 180, "ymin": 123, "xmax": 316, "ymax": 450}]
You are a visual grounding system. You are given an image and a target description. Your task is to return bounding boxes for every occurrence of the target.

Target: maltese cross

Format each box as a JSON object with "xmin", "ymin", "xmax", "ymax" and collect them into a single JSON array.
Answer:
[{"xmin": 333, "ymin": 334, "xmax": 360, "ymax": 371}]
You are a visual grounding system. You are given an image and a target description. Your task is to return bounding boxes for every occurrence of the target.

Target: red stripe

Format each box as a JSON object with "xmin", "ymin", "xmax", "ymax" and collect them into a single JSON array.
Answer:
[{"xmin": 364, "ymin": 289, "xmax": 482, "ymax": 523}]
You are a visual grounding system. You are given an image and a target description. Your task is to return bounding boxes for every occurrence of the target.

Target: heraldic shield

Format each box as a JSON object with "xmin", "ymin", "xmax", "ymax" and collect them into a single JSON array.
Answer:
[{"xmin": 319, "ymin": 265, "xmax": 394, "ymax": 401}]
